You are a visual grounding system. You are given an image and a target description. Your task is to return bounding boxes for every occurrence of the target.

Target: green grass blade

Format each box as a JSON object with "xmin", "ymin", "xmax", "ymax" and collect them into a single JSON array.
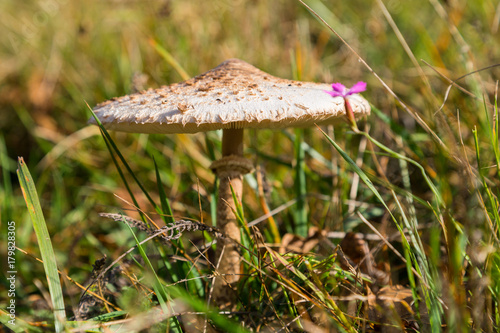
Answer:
[
  {"xmin": 100, "ymin": 129, "xmax": 146, "ymax": 216},
  {"xmin": 167, "ymin": 285, "xmax": 252, "ymax": 333},
  {"xmin": 271, "ymin": 252, "xmax": 355, "ymax": 332},
  {"xmin": 228, "ymin": 181, "xmax": 255, "ymax": 264},
  {"xmin": 0, "ymin": 309, "xmax": 43, "ymax": 332},
  {"xmin": 153, "ymin": 156, "xmax": 175, "ymax": 224},
  {"xmin": 290, "ymin": 52, "xmax": 308, "ymax": 237},
  {"xmin": 88, "ymin": 310, "xmax": 128, "ymax": 321},
  {"xmin": 294, "ymin": 129, "xmax": 308, "ymax": 237},
  {"xmin": 17, "ymin": 157, "xmax": 66, "ymax": 332},
  {"xmin": 473, "ymin": 127, "xmax": 500, "ymax": 237}
]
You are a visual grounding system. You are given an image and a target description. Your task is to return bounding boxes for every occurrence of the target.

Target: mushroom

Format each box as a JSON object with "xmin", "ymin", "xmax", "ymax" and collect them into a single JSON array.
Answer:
[{"xmin": 90, "ymin": 58, "xmax": 370, "ymax": 307}]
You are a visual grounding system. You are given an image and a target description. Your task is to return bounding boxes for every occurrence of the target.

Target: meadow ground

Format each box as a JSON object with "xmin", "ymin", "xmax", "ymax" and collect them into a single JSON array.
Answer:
[{"xmin": 1, "ymin": 0, "xmax": 500, "ymax": 331}]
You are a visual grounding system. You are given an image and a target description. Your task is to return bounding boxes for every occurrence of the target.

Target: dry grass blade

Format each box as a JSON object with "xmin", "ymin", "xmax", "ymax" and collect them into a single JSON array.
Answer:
[
  {"xmin": 423, "ymin": 60, "xmax": 499, "ymax": 111},
  {"xmin": 375, "ymin": 0, "xmax": 432, "ymax": 93},
  {"xmin": 247, "ymin": 198, "xmax": 297, "ymax": 227}
]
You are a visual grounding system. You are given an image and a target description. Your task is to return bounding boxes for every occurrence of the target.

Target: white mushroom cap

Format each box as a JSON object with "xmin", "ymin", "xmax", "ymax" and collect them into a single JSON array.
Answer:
[{"xmin": 91, "ymin": 59, "xmax": 370, "ymax": 134}]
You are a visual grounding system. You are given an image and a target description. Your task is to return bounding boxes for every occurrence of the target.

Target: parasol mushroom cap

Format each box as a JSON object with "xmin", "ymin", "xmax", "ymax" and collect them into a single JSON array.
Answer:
[{"xmin": 90, "ymin": 59, "xmax": 370, "ymax": 134}]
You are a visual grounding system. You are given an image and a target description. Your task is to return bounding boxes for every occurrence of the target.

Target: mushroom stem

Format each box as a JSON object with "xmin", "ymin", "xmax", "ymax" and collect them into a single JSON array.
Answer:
[
  {"xmin": 211, "ymin": 128, "xmax": 252, "ymax": 308},
  {"xmin": 222, "ymin": 128, "xmax": 244, "ymax": 156}
]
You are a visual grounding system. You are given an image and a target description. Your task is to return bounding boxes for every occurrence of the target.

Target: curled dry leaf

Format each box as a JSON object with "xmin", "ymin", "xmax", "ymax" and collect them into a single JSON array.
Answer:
[
  {"xmin": 368, "ymin": 285, "xmax": 429, "ymax": 332},
  {"xmin": 338, "ymin": 232, "xmax": 390, "ymax": 286},
  {"xmin": 279, "ymin": 227, "xmax": 325, "ymax": 254}
]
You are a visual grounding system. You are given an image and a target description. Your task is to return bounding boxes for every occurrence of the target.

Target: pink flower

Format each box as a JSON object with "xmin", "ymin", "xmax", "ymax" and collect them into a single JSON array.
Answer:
[
  {"xmin": 324, "ymin": 81, "xmax": 367, "ymax": 98},
  {"xmin": 324, "ymin": 81, "xmax": 367, "ymax": 131}
]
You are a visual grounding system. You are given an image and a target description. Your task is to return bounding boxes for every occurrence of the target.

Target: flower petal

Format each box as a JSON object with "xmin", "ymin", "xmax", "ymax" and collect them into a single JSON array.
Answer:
[
  {"xmin": 346, "ymin": 81, "xmax": 367, "ymax": 95},
  {"xmin": 324, "ymin": 90, "xmax": 343, "ymax": 97},
  {"xmin": 331, "ymin": 83, "xmax": 347, "ymax": 94}
]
